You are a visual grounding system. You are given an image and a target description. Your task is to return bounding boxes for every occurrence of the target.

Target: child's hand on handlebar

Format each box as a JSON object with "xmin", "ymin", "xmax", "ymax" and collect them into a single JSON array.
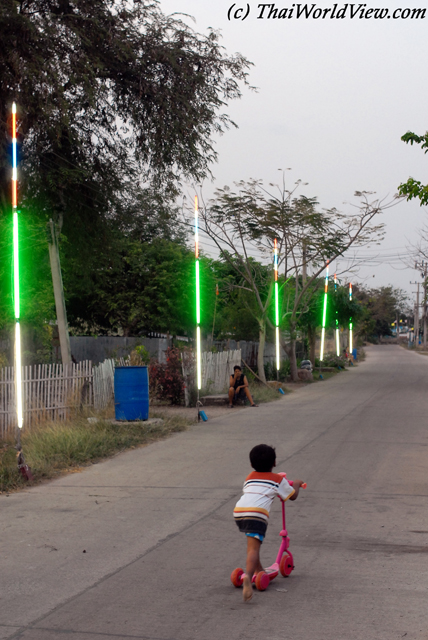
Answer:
[{"xmin": 289, "ymin": 479, "xmax": 307, "ymax": 500}]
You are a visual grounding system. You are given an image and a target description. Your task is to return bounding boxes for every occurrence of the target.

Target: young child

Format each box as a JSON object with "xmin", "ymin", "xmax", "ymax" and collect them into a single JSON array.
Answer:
[{"xmin": 233, "ymin": 444, "xmax": 304, "ymax": 602}]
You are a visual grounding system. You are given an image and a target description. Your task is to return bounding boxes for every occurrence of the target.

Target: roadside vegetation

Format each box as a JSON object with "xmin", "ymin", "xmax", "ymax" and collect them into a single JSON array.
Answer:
[
  {"xmin": 249, "ymin": 383, "xmax": 285, "ymax": 404},
  {"xmin": 0, "ymin": 1, "xmax": 394, "ymax": 495},
  {"xmin": 0, "ymin": 411, "xmax": 190, "ymax": 494}
]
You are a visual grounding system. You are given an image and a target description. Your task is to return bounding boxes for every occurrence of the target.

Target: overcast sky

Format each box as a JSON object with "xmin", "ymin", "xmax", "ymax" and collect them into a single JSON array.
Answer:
[{"xmin": 160, "ymin": 0, "xmax": 428, "ymax": 301}]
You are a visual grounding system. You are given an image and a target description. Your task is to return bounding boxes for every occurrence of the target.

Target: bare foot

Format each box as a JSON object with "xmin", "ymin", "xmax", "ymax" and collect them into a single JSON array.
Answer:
[{"xmin": 242, "ymin": 575, "xmax": 253, "ymax": 602}]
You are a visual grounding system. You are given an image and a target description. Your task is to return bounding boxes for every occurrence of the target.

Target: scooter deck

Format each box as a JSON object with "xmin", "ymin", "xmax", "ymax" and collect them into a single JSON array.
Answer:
[{"xmin": 250, "ymin": 562, "xmax": 279, "ymax": 583}]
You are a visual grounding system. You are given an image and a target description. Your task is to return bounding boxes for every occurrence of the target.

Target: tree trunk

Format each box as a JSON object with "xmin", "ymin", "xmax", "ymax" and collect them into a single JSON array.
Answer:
[
  {"xmin": 308, "ymin": 326, "xmax": 316, "ymax": 366},
  {"xmin": 48, "ymin": 220, "xmax": 71, "ymax": 365},
  {"xmin": 288, "ymin": 339, "xmax": 299, "ymax": 382},
  {"xmin": 257, "ymin": 321, "xmax": 267, "ymax": 383},
  {"xmin": 281, "ymin": 328, "xmax": 299, "ymax": 383},
  {"xmin": 281, "ymin": 321, "xmax": 299, "ymax": 382}
]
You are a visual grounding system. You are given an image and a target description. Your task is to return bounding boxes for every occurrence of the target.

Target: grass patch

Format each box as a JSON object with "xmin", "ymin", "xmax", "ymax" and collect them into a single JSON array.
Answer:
[
  {"xmin": 0, "ymin": 411, "xmax": 190, "ymax": 494},
  {"xmin": 249, "ymin": 382, "xmax": 284, "ymax": 404},
  {"xmin": 357, "ymin": 347, "xmax": 366, "ymax": 361},
  {"xmin": 312, "ymin": 370, "xmax": 340, "ymax": 382}
]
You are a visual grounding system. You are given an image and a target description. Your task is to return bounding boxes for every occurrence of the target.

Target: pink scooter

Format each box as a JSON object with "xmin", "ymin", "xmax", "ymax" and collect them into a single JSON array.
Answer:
[{"xmin": 231, "ymin": 475, "xmax": 307, "ymax": 592}]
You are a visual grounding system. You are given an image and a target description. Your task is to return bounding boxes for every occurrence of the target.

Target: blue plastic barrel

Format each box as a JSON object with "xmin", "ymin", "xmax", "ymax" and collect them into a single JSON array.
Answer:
[{"xmin": 114, "ymin": 366, "xmax": 149, "ymax": 421}]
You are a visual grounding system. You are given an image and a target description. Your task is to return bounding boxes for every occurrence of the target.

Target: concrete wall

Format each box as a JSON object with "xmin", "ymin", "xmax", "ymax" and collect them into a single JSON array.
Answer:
[
  {"xmin": 70, "ymin": 336, "xmax": 169, "ymax": 365},
  {"xmin": 69, "ymin": 336, "xmax": 295, "ymax": 368}
]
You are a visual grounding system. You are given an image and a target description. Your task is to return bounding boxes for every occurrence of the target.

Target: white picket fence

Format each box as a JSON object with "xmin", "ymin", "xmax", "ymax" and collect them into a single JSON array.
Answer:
[
  {"xmin": 93, "ymin": 358, "xmax": 115, "ymax": 410},
  {"xmin": 0, "ymin": 360, "xmax": 115, "ymax": 437},
  {"xmin": 0, "ymin": 350, "xmax": 242, "ymax": 437},
  {"xmin": 201, "ymin": 349, "xmax": 242, "ymax": 393}
]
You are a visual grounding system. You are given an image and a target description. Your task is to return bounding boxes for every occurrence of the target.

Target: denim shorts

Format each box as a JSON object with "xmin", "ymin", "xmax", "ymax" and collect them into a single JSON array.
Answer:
[{"xmin": 246, "ymin": 532, "xmax": 265, "ymax": 542}]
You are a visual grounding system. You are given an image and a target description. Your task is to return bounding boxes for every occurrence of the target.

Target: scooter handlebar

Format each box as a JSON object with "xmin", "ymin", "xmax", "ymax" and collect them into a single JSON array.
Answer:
[
  {"xmin": 279, "ymin": 476, "xmax": 307, "ymax": 489},
  {"xmin": 288, "ymin": 481, "xmax": 307, "ymax": 489}
]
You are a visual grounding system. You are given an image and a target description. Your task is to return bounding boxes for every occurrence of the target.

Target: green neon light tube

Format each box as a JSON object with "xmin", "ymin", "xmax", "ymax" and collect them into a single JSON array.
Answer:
[
  {"xmin": 13, "ymin": 210, "xmax": 20, "ymax": 319},
  {"xmin": 196, "ymin": 259, "xmax": 200, "ymax": 325},
  {"xmin": 322, "ymin": 291, "xmax": 328, "ymax": 327},
  {"xmin": 12, "ymin": 104, "xmax": 23, "ymax": 429},
  {"xmin": 196, "ymin": 326, "xmax": 202, "ymax": 390},
  {"xmin": 275, "ymin": 281, "xmax": 279, "ymax": 327}
]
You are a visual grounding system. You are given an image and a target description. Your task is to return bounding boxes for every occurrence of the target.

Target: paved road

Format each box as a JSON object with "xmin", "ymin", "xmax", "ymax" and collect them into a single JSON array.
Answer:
[{"xmin": 1, "ymin": 345, "xmax": 428, "ymax": 640}]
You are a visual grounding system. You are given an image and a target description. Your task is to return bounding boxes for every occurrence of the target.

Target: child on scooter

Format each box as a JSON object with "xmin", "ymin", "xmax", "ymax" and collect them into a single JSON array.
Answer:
[{"xmin": 233, "ymin": 444, "xmax": 304, "ymax": 602}]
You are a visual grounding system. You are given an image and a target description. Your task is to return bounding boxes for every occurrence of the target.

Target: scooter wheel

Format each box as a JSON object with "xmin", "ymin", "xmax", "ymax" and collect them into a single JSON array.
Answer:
[
  {"xmin": 255, "ymin": 571, "xmax": 270, "ymax": 591},
  {"xmin": 231, "ymin": 568, "xmax": 244, "ymax": 587},
  {"xmin": 279, "ymin": 553, "xmax": 294, "ymax": 577}
]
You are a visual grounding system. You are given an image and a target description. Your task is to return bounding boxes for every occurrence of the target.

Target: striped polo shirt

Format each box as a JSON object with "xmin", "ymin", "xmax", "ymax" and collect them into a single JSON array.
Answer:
[{"xmin": 233, "ymin": 471, "xmax": 295, "ymax": 525}]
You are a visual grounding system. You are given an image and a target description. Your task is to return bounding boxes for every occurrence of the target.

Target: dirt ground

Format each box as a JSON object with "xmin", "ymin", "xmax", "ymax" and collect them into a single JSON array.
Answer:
[
  {"xmin": 149, "ymin": 402, "xmax": 249, "ymax": 422},
  {"xmin": 149, "ymin": 382, "xmax": 312, "ymax": 423}
]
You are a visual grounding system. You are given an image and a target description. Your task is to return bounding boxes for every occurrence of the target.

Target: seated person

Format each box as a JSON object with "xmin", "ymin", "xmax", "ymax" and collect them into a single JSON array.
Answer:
[{"xmin": 229, "ymin": 365, "xmax": 258, "ymax": 408}]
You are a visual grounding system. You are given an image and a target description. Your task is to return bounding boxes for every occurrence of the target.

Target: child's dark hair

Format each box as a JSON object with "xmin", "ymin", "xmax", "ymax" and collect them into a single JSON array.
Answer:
[
  {"xmin": 233, "ymin": 365, "xmax": 242, "ymax": 371},
  {"xmin": 249, "ymin": 444, "xmax": 276, "ymax": 472}
]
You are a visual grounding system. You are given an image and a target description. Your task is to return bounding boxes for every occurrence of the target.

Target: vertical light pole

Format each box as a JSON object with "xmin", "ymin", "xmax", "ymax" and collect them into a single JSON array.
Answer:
[
  {"xmin": 320, "ymin": 261, "xmax": 329, "ymax": 362},
  {"xmin": 349, "ymin": 283, "xmax": 353, "ymax": 356},
  {"xmin": 274, "ymin": 239, "xmax": 280, "ymax": 378},
  {"xmin": 12, "ymin": 103, "xmax": 23, "ymax": 434},
  {"xmin": 195, "ymin": 196, "xmax": 201, "ymax": 417},
  {"xmin": 334, "ymin": 273, "xmax": 340, "ymax": 357}
]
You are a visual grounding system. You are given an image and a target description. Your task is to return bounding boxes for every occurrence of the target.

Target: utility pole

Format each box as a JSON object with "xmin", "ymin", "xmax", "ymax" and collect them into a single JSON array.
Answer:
[
  {"xmin": 411, "ymin": 281, "xmax": 420, "ymax": 347},
  {"xmin": 415, "ymin": 262, "xmax": 428, "ymax": 350},
  {"xmin": 424, "ymin": 269, "xmax": 427, "ymax": 350},
  {"xmin": 48, "ymin": 219, "xmax": 71, "ymax": 365}
]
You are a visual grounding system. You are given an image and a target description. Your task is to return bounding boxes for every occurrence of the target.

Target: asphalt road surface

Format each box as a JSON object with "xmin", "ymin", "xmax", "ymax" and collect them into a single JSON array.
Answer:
[{"xmin": 1, "ymin": 345, "xmax": 428, "ymax": 640}]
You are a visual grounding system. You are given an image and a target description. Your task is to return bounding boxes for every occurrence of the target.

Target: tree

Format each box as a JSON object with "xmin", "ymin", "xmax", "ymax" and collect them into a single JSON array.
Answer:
[
  {"xmin": 0, "ymin": 1, "xmax": 252, "ymax": 352},
  {"xmin": 398, "ymin": 131, "xmax": 428, "ymax": 205},
  {"xmin": 354, "ymin": 286, "xmax": 409, "ymax": 342},
  {"xmin": 200, "ymin": 178, "xmax": 389, "ymax": 381},
  {"xmin": 66, "ymin": 235, "xmax": 216, "ymax": 338},
  {"xmin": 212, "ymin": 256, "xmax": 270, "ymax": 343},
  {"xmin": 0, "ymin": 212, "xmax": 56, "ymax": 364},
  {"xmin": 1, "ymin": 0, "xmax": 252, "ymax": 207}
]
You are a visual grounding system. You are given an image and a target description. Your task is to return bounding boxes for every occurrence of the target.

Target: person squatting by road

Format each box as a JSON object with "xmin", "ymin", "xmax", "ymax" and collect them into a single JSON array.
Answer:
[{"xmin": 229, "ymin": 365, "xmax": 258, "ymax": 408}]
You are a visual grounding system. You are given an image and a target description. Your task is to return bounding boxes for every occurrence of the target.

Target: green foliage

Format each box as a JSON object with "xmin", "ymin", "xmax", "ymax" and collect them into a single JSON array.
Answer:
[
  {"xmin": 0, "ymin": 205, "xmax": 57, "ymax": 363},
  {"xmin": 203, "ymin": 178, "xmax": 384, "ymax": 381},
  {"xmin": 67, "ymin": 237, "xmax": 215, "ymax": 336},
  {"xmin": 316, "ymin": 353, "xmax": 347, "ymax": 368},
  {"xmin": 212, "ymin": 257, "xmax": 271, "ymax": 341},
  {"xmin": 264, "ymin": 359, "xmax": 291, "ymax": 381},
  {"xmin": 0, "ymin": 206, "xmax": 55, "ymax": 328},
  {"xmin": 0, "ymin": 1, "xmax": 251, "ymax": 347},
  {"xmin": 129, "ymin": 345, "xmax": 150, "ymax": 365},
  {"xmin": 330, "ymin": 285, "xmax": 365, "ymax": 328},
  {"xmin": 249, "ymin": 383, "xmax": 283, "ymax": 404},
  {"xmin": 1, "ymin": 0, "xmax": 252, "ymax": 204},
  {"xmin": 398, "ymin": 131, "xmax": 428, "ymax": 206},
  {"xmin": 354, "ymin": 285, "xmax": 408, "ymax": 339},
  {"xmin": 398, "ymin": 178, "xmax": 428, "ymax": 207},
  {"xmin": 135, "ymin": 345, "xmax": 150, "ymax": 363}
]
